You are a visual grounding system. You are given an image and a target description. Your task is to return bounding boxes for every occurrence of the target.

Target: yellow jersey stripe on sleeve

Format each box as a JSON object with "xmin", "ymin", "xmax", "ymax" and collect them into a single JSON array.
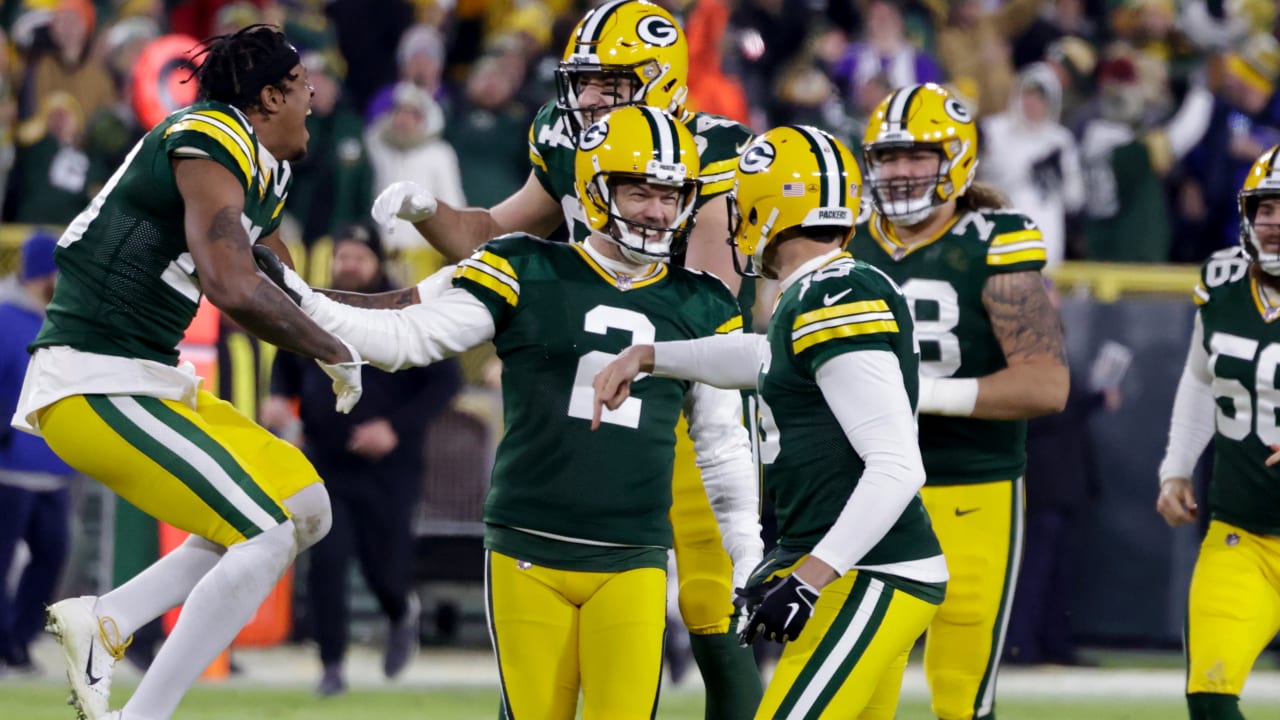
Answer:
[
  {"xmin": 793, "ymin": 299, "xmax": 889, "ymax": 332},
  {"xmin": 793, "ymin": 320, "xmax": 899, "ymax": 354},
  {"xmin": 990, "ymin": 228, "xmax": 1043, "ymax": 247},
  {"xmin": 191, "ymin": 110, "xmax": 256, "ymax": 162},
  {"xmin": 1193, "ymin": 283, "xmax": 1210, "ymax": 306},
  {"xmin": 476, "ymin": 251, "xmax": 519, "ymax": 283},
  {"xmin": 454, "ymin": 264, "xmax": 519, "ymax": 307},
  {"xmin": 529, "ymin": 144, "xmax": 548, "ymax": 173},
  {"xmin": 986, "ymin": 247, "xmax": 1048, "ymax": 266},
  {"xmin": 164, "ymin": 118, "xmax": 254, "ymax": 186},
  {"xmin": 700, "ymin": 177, "xmax": 735, "ymax": 197},
  {"xmin": 716, "ymin": 316, "xmax": 744, "ymax": 334}
]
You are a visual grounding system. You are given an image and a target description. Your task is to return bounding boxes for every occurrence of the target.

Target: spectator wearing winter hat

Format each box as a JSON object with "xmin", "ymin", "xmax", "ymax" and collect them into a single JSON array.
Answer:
[
  {"xmin": 365, "ymin": 24, "xmax": 449, "ymax": 124},
  {"xmin": 0, "ymin": 229, "xmax": 77, "ymax": 674},
  {"xmin": 364, "ymin": 81, "xmax": 465, "ymax": 256}
]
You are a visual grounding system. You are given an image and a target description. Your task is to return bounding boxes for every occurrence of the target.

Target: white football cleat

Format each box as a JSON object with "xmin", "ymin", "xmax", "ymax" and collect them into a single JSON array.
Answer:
[{"xmin": 45, "ymin": 596, "xmax": 132, "ymax": 720}]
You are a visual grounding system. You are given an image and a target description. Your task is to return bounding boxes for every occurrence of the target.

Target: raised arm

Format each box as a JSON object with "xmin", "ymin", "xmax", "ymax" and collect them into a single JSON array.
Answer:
[
  {"xmin": 176, "ymin": 157, "xmax": 349, "ymax": 366},
  {"xmin": 372, "ymin": 172, "xmax": 564, "ymax": 263}
]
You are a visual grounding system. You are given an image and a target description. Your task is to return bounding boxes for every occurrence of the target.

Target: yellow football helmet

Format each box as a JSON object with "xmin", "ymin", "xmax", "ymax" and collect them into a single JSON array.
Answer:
[
  {"xmin": 729, "ymin": 125, "xmax": 861, "ymax": 278},
  {"xmin": 1240, "ymin": 144, "xmax": 1280, "ymax": 274},
  {"xmin": 557, "ymin": 0, "xmax": 690, "ymax": 134},
  {"xmin": 575, "ymin": 105, "xmax": 701, "ymax": 263},
  {"xmin": 862, "ymin": 83, "xmax": 978, "ymax": 225}
]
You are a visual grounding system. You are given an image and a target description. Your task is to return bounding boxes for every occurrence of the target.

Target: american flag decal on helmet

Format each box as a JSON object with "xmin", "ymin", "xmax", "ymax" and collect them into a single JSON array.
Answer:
[{"xmin": 782, "ymin": 182, "xmax": 805, "ymax": 197}]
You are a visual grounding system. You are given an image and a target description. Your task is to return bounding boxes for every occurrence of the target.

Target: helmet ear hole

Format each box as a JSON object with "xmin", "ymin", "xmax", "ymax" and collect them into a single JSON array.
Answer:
[{"xmin": 748, "ymin": 207, "xmax": 758, "ymax": 226}]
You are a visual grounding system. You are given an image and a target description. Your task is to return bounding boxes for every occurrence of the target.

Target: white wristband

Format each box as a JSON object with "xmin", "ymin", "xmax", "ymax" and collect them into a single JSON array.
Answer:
[{"xmin": 917, "ymin": 376, "xmax": 979, "ymax": 416}]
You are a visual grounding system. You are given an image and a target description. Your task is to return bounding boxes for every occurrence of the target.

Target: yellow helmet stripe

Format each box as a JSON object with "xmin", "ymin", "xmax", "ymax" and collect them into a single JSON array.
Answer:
[
  {"xmin": 886, "ymin": 84, "xmax": 922, "ymax": 133},
  {"xmin": 577, "ymin": 0, "xmax": 630, "ymax": 52}
]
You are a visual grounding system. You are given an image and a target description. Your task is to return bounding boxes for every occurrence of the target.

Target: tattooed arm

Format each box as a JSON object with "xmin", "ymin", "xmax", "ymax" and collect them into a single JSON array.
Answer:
[
  {"xmin": 174, "ymin": 157, "xmax": 351, "ymax": 364},
  {"xmin": 975, "ymin": 270, "xmax": 1070, "ymax": 419}
]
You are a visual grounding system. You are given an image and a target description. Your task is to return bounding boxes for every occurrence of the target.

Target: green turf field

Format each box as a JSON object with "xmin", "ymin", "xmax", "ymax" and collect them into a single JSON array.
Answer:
[{"xmin": 3, "ymin": 684, "xmax": 1277, "ymax": 720}]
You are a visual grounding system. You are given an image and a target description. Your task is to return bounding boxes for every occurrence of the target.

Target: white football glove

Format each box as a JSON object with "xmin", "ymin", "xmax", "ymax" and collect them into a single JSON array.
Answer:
[
  {"xmin": 317, "ymin": 337, "xmax": 367, "ymax": 414},
  {"xmin": 372, "ymin": 181, "xmax": 438, "ymax": 235}
]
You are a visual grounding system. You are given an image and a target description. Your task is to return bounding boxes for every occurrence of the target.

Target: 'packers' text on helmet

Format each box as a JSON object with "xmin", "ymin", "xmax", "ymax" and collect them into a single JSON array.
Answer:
[
  {"xmin": 862, "ymin": 83, "xmax": 978, "ymax": 226},
  {"xmin": 557, "ymin": 0, "xmax": 690, "ymax": 136},
  {"xmin": 574, "ymin": 105, "xmax": 701, "ymax": 264},
  {"xmin": 1240, "ymin": 144, "xmax": 1280, "ymax": 275},
  {"xmin": 729, "ymin": 125, "xmax": 861, "ymax": 279}
]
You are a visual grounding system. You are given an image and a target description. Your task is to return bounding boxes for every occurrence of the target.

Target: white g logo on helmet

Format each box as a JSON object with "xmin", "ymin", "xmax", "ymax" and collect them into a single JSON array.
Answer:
[
  {"xmin": 580, "ymin": 120, "xmax": 609, "ymax": 150},
  {"xmin": 738, "ymin": 141, "xmax": 776, "ymax": 174},
  {"xmin": 636, "ymin": 15, "xmax": 678, "ymax": 47},
  {"xmin": 943, "ymin": 97, "xmax": 972, "ymax": 123}
]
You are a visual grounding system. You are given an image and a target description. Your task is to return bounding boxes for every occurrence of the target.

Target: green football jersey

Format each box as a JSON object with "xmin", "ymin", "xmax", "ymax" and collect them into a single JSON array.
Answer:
[
  {"xmin": 761, "ymin": 252, "xmax": 943, "ymax": 578},
  {"xmin": 1192, "ymin": 246, "xmax": 1280, "ymax": 536},
  {"xmin": 452, "ymin": 233, "xmax": 743, "ymax": 572},
  {"xmin": 848, "ymin": 207, "xmax": 1048, "ymax": 485},
  {"xmin": 32, "ymin": 100, "xmax": 291, "ymax": 366},
  {"xmin": 527, "ymin": 100, "xmax": 751, "ymax": 242}
]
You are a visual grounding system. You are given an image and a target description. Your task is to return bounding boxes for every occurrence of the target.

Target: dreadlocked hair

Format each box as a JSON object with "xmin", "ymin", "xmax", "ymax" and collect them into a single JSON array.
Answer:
[{"xmin": 188, "ymin": 24, "xmax": 299, "ymax": 112}]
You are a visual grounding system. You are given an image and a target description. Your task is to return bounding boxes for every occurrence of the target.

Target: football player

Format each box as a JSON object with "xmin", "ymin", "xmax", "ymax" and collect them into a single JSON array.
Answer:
[
  {"xmin": 257, "ymin": 106, "xmax": 762, "ymax": 720},
  {"xmin": 1159, "ymin": 144, "xmax": 1280, "ymax": 720},
  {"xmin": 370, "ymin": 2, "xmax": 764, "ymax": 713},
  {"xmin": 592, "ymin": 125, "xmax": 947, "ymax": 720},
  {"xmin": 15, "ymin": 25, "xmax": 355, "ymax": 720},
  {"xmin": 848, "ymin": 83, "xmax": 1069, "ymax": 720}
]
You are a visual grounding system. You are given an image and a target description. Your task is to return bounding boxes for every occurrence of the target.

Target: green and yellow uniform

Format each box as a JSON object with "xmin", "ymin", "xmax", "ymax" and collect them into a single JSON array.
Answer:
[
  {"xmin": 751, "ymin": 251, "xmax": 945, "ymax": 720},
  {"xmin": 848, "ymin": 206, "xmax": 1048, "ymax": 720},
  {"xmin": 453, "ymin": 233, "xmax": 743, "ymax": 719},
  {"xmin": 20, "ymin": 100, "xmax": 315, "ymax": 549},
  {"xmin": 1184, "ymin": 246, "xmax": 1280, "ymax": 706}
]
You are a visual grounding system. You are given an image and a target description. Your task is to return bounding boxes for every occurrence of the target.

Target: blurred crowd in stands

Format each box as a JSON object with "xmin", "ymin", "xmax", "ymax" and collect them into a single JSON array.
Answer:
[{"xmin": 0, "ymin": 0, "xmax": 1275, "ymax": 270}]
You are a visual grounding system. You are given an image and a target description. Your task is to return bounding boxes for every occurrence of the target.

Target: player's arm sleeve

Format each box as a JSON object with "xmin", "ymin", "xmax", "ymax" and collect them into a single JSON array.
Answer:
[
  {"xmin": 1158, "ymin": 312, "xmax": 1217, "ymax": 482},
  {"xmin": 162, "ymin": 109, "xmax": 257, "ymax": 190},
  {"xmin": 303, "ymin": 287, "xmax": 496, "ymax": 372},
  {"xmin": 684, "ymin": 379, "xmax": 763, "ymax": 590},
  {"xmin": 985, "ymin": 218, "xmax": 1048, "ymax": 274},
  {"xmin": 809, "ymin": 350, "xmax": 927, "ymax": 576},
  {"xmin": 652, "ymin": 330, "xmax": 766, "ymax": 389}
]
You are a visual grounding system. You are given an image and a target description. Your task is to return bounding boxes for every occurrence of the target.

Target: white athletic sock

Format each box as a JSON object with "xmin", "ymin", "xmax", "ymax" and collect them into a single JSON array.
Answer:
[
  {"xmin": 123, "ymin": 521, "xmax": 296, "ymax": 720},
  {"xmin": 95, "ymin": 534, "xmax": 225, "ymax": 638}
]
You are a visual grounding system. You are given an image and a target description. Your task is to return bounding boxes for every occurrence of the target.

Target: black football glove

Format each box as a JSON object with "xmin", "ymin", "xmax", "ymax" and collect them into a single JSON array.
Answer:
[
  {"xmin": 737, "ymin": 574, "xmax": 820, "ymax": 646},
  {"xmin": 252, "ymin": 245, "xmax": 302, "ymax": 305}
]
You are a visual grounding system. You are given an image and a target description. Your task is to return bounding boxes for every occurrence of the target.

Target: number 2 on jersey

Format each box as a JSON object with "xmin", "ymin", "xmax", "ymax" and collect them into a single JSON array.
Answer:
[{"xmin": 567, "ymin": 305, "xmax": 656, "ymax": 428}]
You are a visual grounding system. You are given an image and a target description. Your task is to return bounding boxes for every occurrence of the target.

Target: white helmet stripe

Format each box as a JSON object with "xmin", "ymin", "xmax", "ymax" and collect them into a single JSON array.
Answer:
[
  {"xmin": 798, "ymin": 125, "xmax": 840, "ymax": 209},
  {"xmin": 886, "ymin": 84, "xmax": 921, "ymax": 133},
  {"xmin": 577, "ymin": 0, "xmax": 631, "ymax": 52},
  {"xmin": 643, "ymin": 106, "xmax": 675, "ymax": 165}
]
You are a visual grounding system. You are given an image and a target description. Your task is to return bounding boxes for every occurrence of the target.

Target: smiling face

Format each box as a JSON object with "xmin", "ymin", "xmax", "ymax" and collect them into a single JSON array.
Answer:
[{"xmin": 612, "ymin": 180, "xmax": 680, "ymax": 244}]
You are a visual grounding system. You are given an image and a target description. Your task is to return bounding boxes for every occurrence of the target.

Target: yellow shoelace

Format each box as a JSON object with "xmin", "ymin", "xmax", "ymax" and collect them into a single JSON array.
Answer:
[{"xmin": 97, "ymin": 616, "xmax": 133, "ymax": 661}]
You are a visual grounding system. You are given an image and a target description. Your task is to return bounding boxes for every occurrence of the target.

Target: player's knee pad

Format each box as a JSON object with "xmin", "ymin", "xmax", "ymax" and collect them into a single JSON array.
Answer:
[
  {"xmin": 1187, "ymin": 693, "xmax": 1244, "ymax": 720},
  {"xmin": 282, "ymin": 483, "xmax": 332, "ymax": 552},
  {"xmin": 677, "ymin": 577, "xmax": 734, "ymax": 634}
]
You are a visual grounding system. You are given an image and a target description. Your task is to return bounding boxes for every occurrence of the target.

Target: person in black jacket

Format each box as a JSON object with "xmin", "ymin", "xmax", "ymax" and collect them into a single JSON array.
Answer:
[{"xmin": 262, "ymin": 224, "xmax": 461, "ymax": 696}]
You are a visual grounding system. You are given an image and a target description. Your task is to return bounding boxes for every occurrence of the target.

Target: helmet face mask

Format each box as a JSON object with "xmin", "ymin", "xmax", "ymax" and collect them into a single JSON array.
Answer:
[
  {"xmin": 556, "ymin": 0, "xmax": 689, "ymax": 137},
  {"xmin": 862, "ymin": 83, "xmax": 977, "ymax": 226},
  {"xmin": 575, "ymin": 106, "xmax": 702, "ymax": 265},
  {"xmin": 1239, "ymin": 145, "xmax": 1280, "ymax": 276}
]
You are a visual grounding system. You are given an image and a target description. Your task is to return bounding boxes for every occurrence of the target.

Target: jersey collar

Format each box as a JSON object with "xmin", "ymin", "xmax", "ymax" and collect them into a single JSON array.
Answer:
[
  {"xmin": 1251, "ymin": 276, "xmax": 1280, "ymax": 323},
  {"xmin": 776, "ymin": 249, "xmax": 849, "ymax": 306},
  {"xmin": 571, "ymin": 241, "xmax": 668, "ymax": 291},
  {"xmin": 869, "ymin": 212, "xmax": 961, "ymax": 261}
]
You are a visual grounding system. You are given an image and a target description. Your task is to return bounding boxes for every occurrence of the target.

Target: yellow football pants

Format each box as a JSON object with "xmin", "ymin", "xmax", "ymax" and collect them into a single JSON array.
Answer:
[
  {"xmin": 920, "ymin": 478, "xmax": 1023, "ymax": 720},
  {"xmin": 758, "ymin": 570, "xmax": 938, "ymax": 720},
  {"xmin": 38, "ymin": 391, "xmax": 319, "ymax": 548},
  {"xmin": 671, "ymin": 414, "xmax": 737, "ymax": 634},
  {"xmin": 485, "ymin": 550, "xmax": 667, "ymax": 720},
  {"xmin": 1186, "ymin": 520, "xmax": 1280, "ymax": 697}
]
